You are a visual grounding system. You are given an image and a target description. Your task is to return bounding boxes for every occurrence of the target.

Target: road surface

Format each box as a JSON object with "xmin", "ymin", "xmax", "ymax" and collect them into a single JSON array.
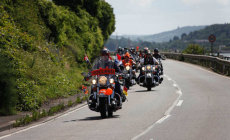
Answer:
[{"xmin": 1, "ymin": 59, "xmax": 230, "ymax": 140}]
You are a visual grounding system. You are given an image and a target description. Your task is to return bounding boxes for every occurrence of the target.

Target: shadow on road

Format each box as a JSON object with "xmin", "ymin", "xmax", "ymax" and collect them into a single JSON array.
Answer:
[
  {"xmin": 135, "ymin": 90, "xmax": 156, "ymax": 92},
  {"xmin": 77, "ymin": 115, "xmax": 120, "ymax": 121}
]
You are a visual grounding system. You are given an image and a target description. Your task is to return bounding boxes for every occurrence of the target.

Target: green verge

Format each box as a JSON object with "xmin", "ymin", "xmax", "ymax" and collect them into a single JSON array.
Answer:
[
  {"xmin": 13, "ymin": 95, "xmax": 88, "ymax": 127},
  {"xmin": 0, "ymin": 0, "xmax": 115, "ymax": 115}
]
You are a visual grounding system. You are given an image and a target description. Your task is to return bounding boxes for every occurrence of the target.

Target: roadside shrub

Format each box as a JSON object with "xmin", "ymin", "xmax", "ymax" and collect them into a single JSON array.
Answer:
[{"xmin": 0, "ymin": 55, "xmax": 18, "ymax": 115}]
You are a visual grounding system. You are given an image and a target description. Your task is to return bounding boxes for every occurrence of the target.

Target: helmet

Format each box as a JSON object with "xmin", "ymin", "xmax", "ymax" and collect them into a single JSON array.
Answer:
[
  {"xmin": 143, "ymin": 47, "xmax": 149, "ymax": 54},
  {"xmin": 117, "ymin": 47, "xmax": 123, "ymax": 53},
  {"xmin": 124, "ymin": 52, "xmax": 130, "ymax": 58},
  {"xmin": 101, "ymin": 48, "xmax": 110, "ymax": 56},
  {"xmin": 130, "ymin": 48, "xmax": 135, "ymax": 52},
  {"xmin": 124, "ymin": 47, "xmax": 128, "ymax": 52},
  {"xmin": 154, "ymin": 48, "xmax": 159, "ymax": 53},
  {"xmin": 144, "ymin": 47, "xmax": 149, "ymax": 51}
]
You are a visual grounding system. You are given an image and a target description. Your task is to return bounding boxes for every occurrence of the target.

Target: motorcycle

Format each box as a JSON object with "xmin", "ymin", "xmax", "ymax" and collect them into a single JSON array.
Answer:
[
  {"xmin": 138, "ymin": 64, "xmax": 160, "ymax": 91},
  {"xmin": 87, "ymin": 59, "xmax": 122, "ymax": 118},
  {"xmin": 119, "ymin": 63, "xmax": 136, "ymax": 89}
]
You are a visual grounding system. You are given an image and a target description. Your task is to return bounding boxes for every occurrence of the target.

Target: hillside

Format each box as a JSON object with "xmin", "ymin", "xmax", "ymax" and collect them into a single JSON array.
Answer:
[
  {"xmin": 106, "ymin": 24, "xmax": 230, "ymax": 52},
  {"xmin": 0, "ymin": 0, "xmax": 115, "ymax": 115},
  {"xmin": 111, "ymin": 26, "xmax": 206, "ymax": 42},
  {"xmin": 183, "ymin": 24, "xmax": 230, "ymax": 46}
]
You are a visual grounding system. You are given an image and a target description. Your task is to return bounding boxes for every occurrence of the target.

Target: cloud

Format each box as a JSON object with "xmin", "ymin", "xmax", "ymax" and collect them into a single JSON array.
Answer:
[
  {"xmin": 217, "ymin": 0, "xmax": 230, "ymax": 5},
  {"xmin": 129, "ymin": 0, "xmax": 156, "ymax": 7},
  {"xmin": 181, "ymin": 0, "xmax": 230, "ymax": 6}
]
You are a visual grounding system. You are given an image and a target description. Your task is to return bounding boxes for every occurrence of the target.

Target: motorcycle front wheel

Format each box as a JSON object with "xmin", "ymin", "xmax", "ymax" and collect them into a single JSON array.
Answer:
[
  {"xmin": 100, "ymin": 99, "xmax": 107, "ymax": 119},
  {"xmin": 147, "ymin": 87, "xmax": 151, "ymax": 91}
]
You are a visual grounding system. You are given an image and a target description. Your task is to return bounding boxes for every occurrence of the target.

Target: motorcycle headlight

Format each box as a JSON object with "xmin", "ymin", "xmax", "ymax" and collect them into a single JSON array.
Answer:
[
  {"xmin": 109, "ymin": 78, "xmax": 114, "ymax": 84},
  {"xmin": 147, "ymin": 65, "xmax": 151, "ymax": 70},
  {"xmin": 142, "ymin": 67, "xmax": 145, "ymax": 71},
  {"xmin": 99, "ymin": 76, "xmax": 107, "ymax": 85},
  {"xmin": 126, "ymin": 66, "xmax": 130, "ymax": 71},
  {"xmin": 92, "ymin": 79, "xmax": 97, "ymax": 85}
]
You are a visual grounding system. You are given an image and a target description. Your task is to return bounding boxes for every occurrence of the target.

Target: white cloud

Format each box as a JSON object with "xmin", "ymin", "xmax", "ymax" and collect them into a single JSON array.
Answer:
[
  {"xmin": 181, "ymin": 0, "xmax": 230, "ymax": 6},
  {"xmin": 217, "ymin": 0, "xmax": 230, "ymax": 5},
  {"xmin": 129, "ymin": 0, "xmax": 156, "ymax": 7}
]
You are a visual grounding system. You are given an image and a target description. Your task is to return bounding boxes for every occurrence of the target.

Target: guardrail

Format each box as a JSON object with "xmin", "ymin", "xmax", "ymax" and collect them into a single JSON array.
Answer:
[{"xmin": 161, "ymin": 52, "xmax": 230, "ymax": 76}]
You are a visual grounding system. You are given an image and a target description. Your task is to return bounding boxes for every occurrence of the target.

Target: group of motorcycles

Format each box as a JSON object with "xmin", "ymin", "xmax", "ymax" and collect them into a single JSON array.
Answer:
[
  {"xmin": 83, "ymin": 47, "xmax": 164, "ymax": 118},
  {"xmin": 117, "ymin": 47, "xmax": 164, "ymax": 91}
]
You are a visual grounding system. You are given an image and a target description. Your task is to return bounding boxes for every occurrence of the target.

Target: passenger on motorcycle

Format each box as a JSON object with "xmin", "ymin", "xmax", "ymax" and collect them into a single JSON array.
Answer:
[
  {"xmin": 153, "ymin": 48, "xmax": 162, "ymax": 59},
  {"xmin": 153, "ymin": 48, "xmax": 164, "ymax": 75}
]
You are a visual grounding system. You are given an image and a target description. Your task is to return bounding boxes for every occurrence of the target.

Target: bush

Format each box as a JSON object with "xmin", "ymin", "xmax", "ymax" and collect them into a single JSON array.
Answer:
[
  {"xmin": 0, "ymin": 55, "xmax": 18, "ymax": 115},
  {"xmin": 0, "ymin": 0, "xmax": 115, "ymax": 113},
  {"xmin": 182, "ymin": 44, "xmax": 204, "ymax": 55}
]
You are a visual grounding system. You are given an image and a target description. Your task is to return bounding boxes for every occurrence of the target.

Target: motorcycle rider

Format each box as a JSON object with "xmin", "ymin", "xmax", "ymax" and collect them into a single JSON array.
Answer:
[
  {"xmin": 122, "ymin": 52, "xmax": 136, "ymax": 69},
  {"xmin": 129, "ymin": 48, "xmax": 136, "ymax": 57},
  {"xmin": 143, "ymin": 47, "xmax": 149, "ymax": 55},
  {"xmin": 153, "ymin": 48, "xmax": 162, "ymax": 59},
  {"xmin": 153, "ymin": 48, "xmax": 163, "ymax": 75},
  {"xmin": 117, "ymin": 47, "xmax": 123, "ymax": 55},
  {"xmin": 143, "ymin": 50, "xmax": 159, "ymax": 65},
  {"xmin": 87, "ymin": 48, "xmax": 126, "ymax": 108},
  {"xmin": 137, "ymin": 50, "xmax": 161, "ymax": 84}
]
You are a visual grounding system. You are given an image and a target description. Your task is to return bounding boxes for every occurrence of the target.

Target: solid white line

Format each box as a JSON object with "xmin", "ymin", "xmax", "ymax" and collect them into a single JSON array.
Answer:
[
  {"xmin": 176, "ymin": 100, "xmax": 184, "ymax": 107},
  {"xmin": 156, "ymin": 115, "xmax": 171, "ymax": 124},
  {"xmin": 0, "ymin": 105, "xmax": 87, "ymax": 140}
]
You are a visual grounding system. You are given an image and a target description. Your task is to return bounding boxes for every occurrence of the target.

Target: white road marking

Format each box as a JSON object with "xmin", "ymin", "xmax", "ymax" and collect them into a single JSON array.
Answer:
[
  {"xmin": 176, "ymin": 100, "xmax": 184, "ymax": 107},
  {"xmin": 0, "ymin": 105, "xmax": 87, "ymax": 140},
  {"xmin": 156, "ymin": 115, "xmax": 171, "ymax": 124},
  {"xmin": 132, "ymin": 75, "xmax": 183, "ymax": 140}
]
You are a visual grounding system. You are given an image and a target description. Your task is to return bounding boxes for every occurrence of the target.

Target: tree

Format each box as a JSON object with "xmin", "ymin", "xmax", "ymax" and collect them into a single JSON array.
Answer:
[
  {"xmin": 173, "ymin": 36, "xmax": 179, "ymax": 41},
  {"xmin": 181, "ymin": 33, "xmax": 187, "ymax": 40},
  {"xmin": 182, "ymin": 44, "xmax": 204, "ymax": 55}
]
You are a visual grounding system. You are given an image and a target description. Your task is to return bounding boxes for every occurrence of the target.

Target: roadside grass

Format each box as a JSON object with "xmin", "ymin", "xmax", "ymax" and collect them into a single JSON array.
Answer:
[{"xmin": 13, "ymin": 95, "xmax": 88, "ymax": 127}]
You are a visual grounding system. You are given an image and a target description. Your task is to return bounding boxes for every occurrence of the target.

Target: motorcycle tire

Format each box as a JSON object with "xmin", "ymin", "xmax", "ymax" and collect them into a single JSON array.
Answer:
[
  {"xmin": 147, "ymin": 87, "xmax": 151, "ymax": 91},
  {"xmin": 100, "ymin": 105, "xmax": 107, "ymax": 119},
  {"xmin": 108, "ymin": 108, "xmax": 113, "ymax": 117},
  {"xmin": 100, "ymin": 100, "xmax": 107, "ymax": 119}
]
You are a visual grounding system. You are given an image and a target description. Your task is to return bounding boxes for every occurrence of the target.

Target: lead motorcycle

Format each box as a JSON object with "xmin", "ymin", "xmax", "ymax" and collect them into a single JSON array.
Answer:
[
  {"xmin": 87, "ymin": 58, "xmax": 122, "ymax": 118},
  {"xmin": 138, "ymin": 64, "xmax": 160, "ymax": 91}
]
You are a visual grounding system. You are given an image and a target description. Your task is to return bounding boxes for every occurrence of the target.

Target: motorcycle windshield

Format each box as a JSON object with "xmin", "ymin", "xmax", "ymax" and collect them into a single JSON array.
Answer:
[{"xmin": 91, "ymin": 57, "xmax": 115, "ymax": 76}]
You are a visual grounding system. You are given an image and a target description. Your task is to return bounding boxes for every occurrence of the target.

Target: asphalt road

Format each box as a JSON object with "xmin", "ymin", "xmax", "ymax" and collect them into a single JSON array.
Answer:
[{"xmin": 1, "ymin": 59, "xmax": 230, "ymax": 140}]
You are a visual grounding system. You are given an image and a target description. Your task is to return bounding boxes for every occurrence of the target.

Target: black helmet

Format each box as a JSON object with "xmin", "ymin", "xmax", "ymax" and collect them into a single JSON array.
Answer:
[
  {"xmin": 124, "ymin": 47, "xmax": 128, "ymax": 53},
  {"xmin": 154, "ymin": 48, "xmax": 159, "ymax": 53},
  {"xmin": 101, "ymin": 48, "xmax": 110, "ymax": 56},
  {"xmin": 117, "ymin": 47, "xmax": 122, "ymax": 53}
]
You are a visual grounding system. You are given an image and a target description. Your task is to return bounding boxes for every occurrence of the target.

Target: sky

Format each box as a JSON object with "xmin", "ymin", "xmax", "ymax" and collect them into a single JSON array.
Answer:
[{"xmin": 105, "ymin": 0, "xmax": 230, "ymax": 35}]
